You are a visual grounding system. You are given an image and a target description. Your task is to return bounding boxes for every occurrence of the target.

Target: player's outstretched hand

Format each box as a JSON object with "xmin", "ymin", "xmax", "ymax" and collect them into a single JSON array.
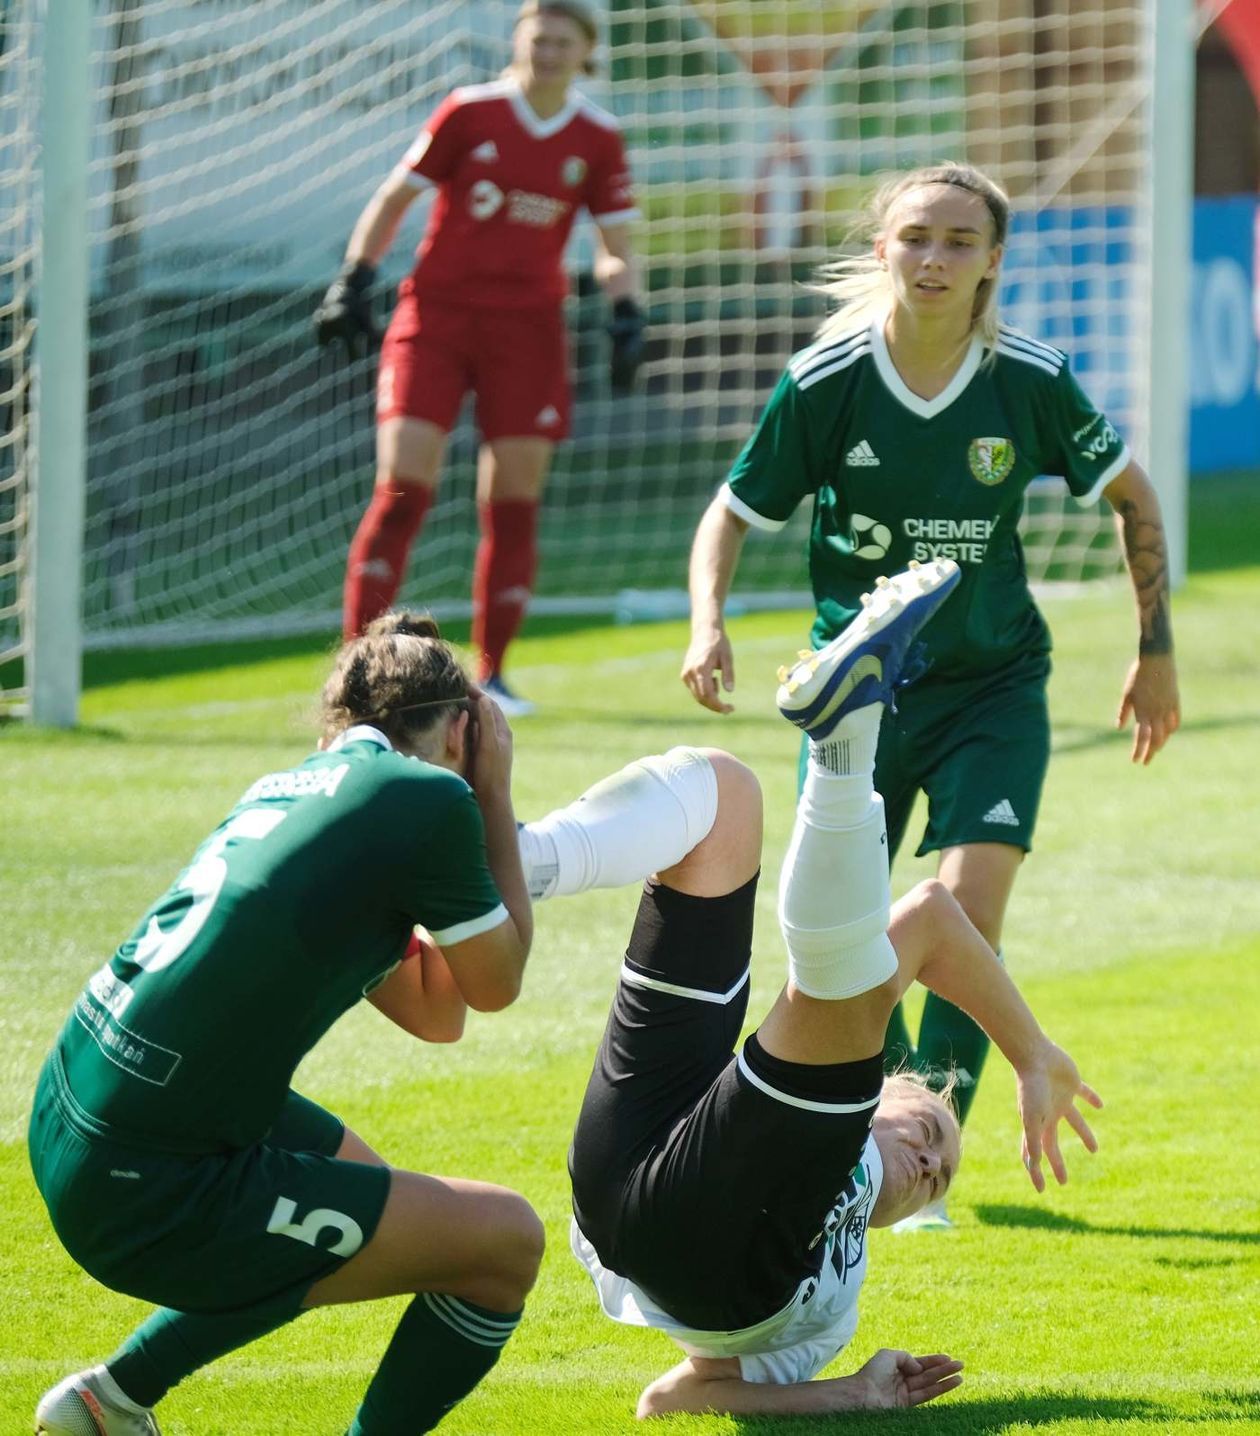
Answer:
[
  {"xmin": 854, "ymin": 1350, "xmax": 964, "ymax": 1409},
  {"xmin": 607, "ymin": 297, "xmax": 646, "ymax": 393},
  {"xmin": 1116, "ymin": 653, "xmax": 1180, "ymax": 765},
  {"xmin": 681, "ymin": 626, "xmax": 736, "ymax": 714},
  {"xmin": 1016, "ymin": 1038, "xmax": 1103, "ymax": 1191},
  {"xmin": 314, "ymin": 259, "xmax": 380, "ymax": 360}
]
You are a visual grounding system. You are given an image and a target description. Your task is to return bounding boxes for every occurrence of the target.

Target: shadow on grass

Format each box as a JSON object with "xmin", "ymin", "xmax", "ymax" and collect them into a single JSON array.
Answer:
[
  {"xmin": 976, "ymin": 1202, "xmax": 1260, "ymax": 1246},
  {"xmin": 1053, "ymin": 712, "xmax": 1260, "ymax": 756},
  {"xmin": 726, "ymin": 1384, "xmax": 1258, "ymax": 1430},
  {"xmin": 729, "ymin": 1389, "xmax": 1260, "ymax": 1431}
]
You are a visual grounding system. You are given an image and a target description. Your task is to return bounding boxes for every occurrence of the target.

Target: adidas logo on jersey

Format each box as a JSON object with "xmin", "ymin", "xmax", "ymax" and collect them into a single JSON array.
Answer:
[
  {"xmin": 982, "ymin": 799, "xmax": 1020, "ymax": 827},
  {"xmin": 846, "ymin": 440, "xmax": 880, "ymax": 467},
  {"xmin": 471, "ymin": 140, "xmax": 499, "ymax": 163},
  {"xmin": 535, "ymin": 405, "xmax": 560, "ymax": 427}
]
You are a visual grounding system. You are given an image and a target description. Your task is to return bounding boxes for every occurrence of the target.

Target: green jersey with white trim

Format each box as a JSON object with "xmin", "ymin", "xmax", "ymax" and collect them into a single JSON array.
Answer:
[
  {"xmin": 724, "ymin": 321, "xmax": 1129, "ymax": 676},
  {"xmin": 56, "ymin": 727, "xmax": 506, "ymax": 1153}
]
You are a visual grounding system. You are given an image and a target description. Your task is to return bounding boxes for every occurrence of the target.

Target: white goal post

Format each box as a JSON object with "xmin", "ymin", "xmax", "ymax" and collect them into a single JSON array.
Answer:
[{"xmin": 1, "ymin": 0, "xmax": 1193, "ymax": 723}]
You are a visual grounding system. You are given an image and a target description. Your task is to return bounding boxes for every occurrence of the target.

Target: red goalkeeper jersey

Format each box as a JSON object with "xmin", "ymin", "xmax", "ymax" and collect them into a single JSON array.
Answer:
[{"xmin": 398, "ymin": 77, "xmax": 638, "ymax": 311}]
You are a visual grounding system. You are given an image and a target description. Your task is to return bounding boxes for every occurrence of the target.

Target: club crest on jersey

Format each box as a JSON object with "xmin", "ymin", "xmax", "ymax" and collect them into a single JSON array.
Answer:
[
  {"xmin": 561, "ymin": 156, "xmax": 587, "ymax": 187},
  {"xmin": 967, "ymin": 437, "xmax": 1015, "ymax": 486},
  {"xmin": 971, "ymin": 433, "xmax": 1017, "ymax": 485}
]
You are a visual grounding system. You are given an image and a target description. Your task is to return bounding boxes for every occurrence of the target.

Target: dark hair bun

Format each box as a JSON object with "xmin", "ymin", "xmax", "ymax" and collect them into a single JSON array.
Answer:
[{"xmin": 363, "ymin": 611, "xmax": 442, "ymax": 642}]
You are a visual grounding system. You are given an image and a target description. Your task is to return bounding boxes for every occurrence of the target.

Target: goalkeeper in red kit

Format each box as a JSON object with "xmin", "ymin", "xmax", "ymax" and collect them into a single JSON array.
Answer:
[{"xmin": 316, "ymin": 0, "xmax": 645, "ymax": 717}]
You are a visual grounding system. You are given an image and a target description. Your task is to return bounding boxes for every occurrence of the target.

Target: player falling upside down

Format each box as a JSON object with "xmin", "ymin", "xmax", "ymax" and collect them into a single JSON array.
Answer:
[
  {"xmin": 32, "ymin": 565, "xmax": 1096, "ymax": 1431},
  {"xmin": 529, "ymin": 559, "xmax": 1101, "ymax": 1416}
]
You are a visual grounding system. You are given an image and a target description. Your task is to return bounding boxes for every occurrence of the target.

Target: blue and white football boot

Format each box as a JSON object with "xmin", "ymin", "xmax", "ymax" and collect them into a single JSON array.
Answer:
[
  {"xmin": 776, "ymin": 559, "xmax": 961, "ymax": 740},
  {"xmin": 35, "ymin": 1368, "xmax": 161, "ymax": 1436}
]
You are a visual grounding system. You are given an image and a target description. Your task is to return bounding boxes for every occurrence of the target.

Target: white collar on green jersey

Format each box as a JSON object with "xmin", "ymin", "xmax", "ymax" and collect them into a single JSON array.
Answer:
[
  {"xmin": 870, "ymin": 319, "xmax": 985, "ymax": 421},
  {"xmin": 326, "ymin": 724, "xmax": 392, "ymax": 752}
]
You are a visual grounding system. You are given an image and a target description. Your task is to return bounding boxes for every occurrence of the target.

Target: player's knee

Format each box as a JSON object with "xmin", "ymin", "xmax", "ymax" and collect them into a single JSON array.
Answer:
[
  {"xmin": 696, "ymin": 749, "xmax": 762, "ymax": 865},
  {"xmin": 494, "ymin": 1194, "xmax": 546, "ymax": 1303}
]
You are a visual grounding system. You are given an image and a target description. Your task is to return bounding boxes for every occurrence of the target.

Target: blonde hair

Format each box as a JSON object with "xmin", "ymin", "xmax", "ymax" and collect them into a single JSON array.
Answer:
[
  {"xmin": 513, "ymin": 0, "xmax": 599, "ymax": 75},
  {"xmin": 883, "ymin": 1067, "xmax": 961, "ymax": 1121},
  {"xmin": 813, "ymin": 163, "xmax": 1010, "ymax": 349},
  {"xmin": 320, "ymin": 612, "xmax": 469, "ymax": 755}
]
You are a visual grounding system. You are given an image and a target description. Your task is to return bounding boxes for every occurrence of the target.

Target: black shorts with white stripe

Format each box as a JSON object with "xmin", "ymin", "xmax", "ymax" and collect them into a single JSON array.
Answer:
[{"xmin": 569, "ymin": 875, "xmax": 884, "ymax": 1333}]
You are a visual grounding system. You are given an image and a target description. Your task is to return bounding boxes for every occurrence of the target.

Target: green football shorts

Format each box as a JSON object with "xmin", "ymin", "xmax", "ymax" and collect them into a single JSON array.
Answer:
[
  {"xmin": 797, "ymin": 652, "xmax": 1051, "ymax": 859},
  {"xmin": 28, "ymin": 1052, "xmax": 391, "ymax": 1316},
  {"xmin": 878, "ymin": 653, "xmax": 1051, "ymax": 858}
]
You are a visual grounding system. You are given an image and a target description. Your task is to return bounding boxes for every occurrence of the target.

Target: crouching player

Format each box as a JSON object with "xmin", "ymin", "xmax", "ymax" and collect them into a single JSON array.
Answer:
[
  {"xmin": 535, "ymin": 560, "xmax": 1102, "ymax": 1417},
  {"xmin": 31, "ymin": 614, "xmax": 540, "ymax": 1436}
]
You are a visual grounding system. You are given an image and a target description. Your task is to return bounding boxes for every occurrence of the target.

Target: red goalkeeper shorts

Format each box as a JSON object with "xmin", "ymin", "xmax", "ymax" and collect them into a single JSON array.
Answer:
[{"xmin": 377, "ymin": 283, "xmax": 571, "ymax": 442}]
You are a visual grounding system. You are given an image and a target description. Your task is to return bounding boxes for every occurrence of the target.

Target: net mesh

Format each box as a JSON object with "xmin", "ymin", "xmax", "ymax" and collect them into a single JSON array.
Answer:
[
  {"xmin": 5, "ymin": 0, "xmax": 1153, "ymax": 653},
  {"xmin": 1, "ymin": 3, "xmax": 39, "ymax": 702}
]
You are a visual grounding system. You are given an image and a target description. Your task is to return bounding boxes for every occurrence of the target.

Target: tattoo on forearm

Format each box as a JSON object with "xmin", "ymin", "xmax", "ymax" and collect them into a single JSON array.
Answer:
[{"xmin": 1116, "ymin": 498, "xmax": 1173, "ymax": 656}]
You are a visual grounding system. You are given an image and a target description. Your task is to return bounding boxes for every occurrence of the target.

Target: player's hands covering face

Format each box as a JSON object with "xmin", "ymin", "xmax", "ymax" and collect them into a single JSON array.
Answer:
[{"xmin": 465, "ymin": 683, "xmax": 515, "ymax": 801}]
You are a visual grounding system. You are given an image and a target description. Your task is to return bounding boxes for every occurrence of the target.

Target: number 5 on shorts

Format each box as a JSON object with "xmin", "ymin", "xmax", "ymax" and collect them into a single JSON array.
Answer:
[{"xmin": 266, "ymin": 1195, "xmax": 364, "ymax": 1258}]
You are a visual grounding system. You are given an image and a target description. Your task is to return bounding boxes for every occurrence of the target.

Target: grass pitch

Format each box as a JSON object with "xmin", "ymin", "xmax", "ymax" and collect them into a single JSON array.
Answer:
[{"xmin": 2, "ymin": 564, "xmax": 1259, "ymax": 1433}]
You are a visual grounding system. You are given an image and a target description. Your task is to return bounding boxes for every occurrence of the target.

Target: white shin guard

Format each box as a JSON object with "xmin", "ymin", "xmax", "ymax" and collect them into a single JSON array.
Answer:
[
  {"xmin": 777, "ymin": 790, "xmax": 898, "ymax": 998},
  {"xmin": 519, "ymin": 746, "xmax": 719, "ymax": 899}
]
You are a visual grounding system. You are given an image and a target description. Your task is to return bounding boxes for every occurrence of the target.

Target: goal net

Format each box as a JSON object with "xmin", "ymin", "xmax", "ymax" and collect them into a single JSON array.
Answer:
[
  {"xmin": 0, "ymin": 5, "xmax": 38, "ymax": 697},
  {"xmin": 2, "ymin": 0, "xmax": 1154, "ymax": 663}
]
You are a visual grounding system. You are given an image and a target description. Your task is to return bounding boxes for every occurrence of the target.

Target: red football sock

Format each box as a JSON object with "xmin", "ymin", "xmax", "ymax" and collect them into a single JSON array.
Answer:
[
  {"xmin": 342, "ymin": 479, "xmax": 433, "ymax": 639},
  {"xmin": 472, "ymin": 498, "xmax": 539, "ymax": 680}
]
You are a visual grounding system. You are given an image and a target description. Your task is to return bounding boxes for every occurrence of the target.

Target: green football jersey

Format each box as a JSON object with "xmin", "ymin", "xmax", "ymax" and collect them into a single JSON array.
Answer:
[
  {"xmin": 56, "ymin": 726, "xmax": 507, "ymax": 1153},
  {"xmin": 724, "ymin": 321, "xmax": 1130, "ymax": 676}
]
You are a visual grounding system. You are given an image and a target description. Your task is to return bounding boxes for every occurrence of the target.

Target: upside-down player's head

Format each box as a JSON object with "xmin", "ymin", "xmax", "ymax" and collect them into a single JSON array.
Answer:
[{"xmin": 869, "ymin": 1071, "xmax": 962, "ymax": 1227}]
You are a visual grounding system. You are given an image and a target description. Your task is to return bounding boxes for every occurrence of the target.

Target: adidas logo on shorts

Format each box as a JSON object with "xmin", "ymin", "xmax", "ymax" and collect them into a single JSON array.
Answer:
[
  {"xmin": 982, "ymin": 798, "xmax": 1020, "ymax": 827},
  {"xmin": 846, "ymin": 439, "xmax": 880, "ymax": 467}
]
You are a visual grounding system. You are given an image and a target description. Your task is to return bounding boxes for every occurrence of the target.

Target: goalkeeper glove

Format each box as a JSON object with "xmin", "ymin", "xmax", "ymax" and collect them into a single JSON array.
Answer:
[
  {"xmin": 607, "ymin": 297, "xmax": 646, "ymax": 394},
  {"xmin": 314, "ymin": 259, "xmax": 379, "ymax": 359}
]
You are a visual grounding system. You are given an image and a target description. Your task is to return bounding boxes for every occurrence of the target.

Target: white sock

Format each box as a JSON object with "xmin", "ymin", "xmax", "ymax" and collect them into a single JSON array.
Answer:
[
  {"xmin": 517, "ymin": 824, "xmax": 561, "ymax": 901},
  {"xmin": 519, "ymin": 747, "xmax": 718, "ymax": 900},
  {"xmin": 808, "ymin": 700, "xmax": 882, "ymax": 779},
  {"xmin": 777, "ymin": 778, "xmax": 897, "ymax": 999},
  {"xmin": 801, "ymin": 701, "xmax": 882, "ymax": 831}
]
